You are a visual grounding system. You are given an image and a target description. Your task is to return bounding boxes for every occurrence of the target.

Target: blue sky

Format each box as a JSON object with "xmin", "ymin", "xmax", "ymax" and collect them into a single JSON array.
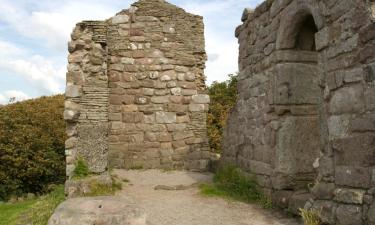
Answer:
[{"xmin": 0, "ymin": 0, "xmax": 262, "ymax": 104}]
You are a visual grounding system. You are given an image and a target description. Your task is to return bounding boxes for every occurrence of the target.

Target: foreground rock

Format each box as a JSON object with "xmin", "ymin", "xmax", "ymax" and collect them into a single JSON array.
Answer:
[{"xmin": 48, "ymin": 196, "xmax": 146, "ymax": 225}]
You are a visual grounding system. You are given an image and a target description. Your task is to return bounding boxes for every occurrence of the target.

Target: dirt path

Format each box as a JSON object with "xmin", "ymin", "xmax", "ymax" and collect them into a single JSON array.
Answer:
[{"xmin": 113, "ymin": 169, "xmax": 301, "ymax": 225}]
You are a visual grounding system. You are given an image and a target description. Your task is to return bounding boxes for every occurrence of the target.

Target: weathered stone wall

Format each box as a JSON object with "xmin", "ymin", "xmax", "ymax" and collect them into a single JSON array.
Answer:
[
  {"xmin": 64, "ymin": 0, "xmax": 210, "ymax": 181},
  {"xmin": 223, "ymin": 0, "xmax": 375, "ymax": 224}
]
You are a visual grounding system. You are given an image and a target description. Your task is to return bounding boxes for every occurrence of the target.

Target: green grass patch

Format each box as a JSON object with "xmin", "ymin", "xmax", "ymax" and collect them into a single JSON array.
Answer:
[
  {"xmin": 73, "ymin": 158, "xmax": 90, "ymax": 179},
  {"xmin": 83, "ymin": 179, "xmax": 123, "ymax": 197},
  {"xmin": 0, "ymin": 199, "xmax": 37, "ymax": 225},
  {"xmin": 199, "ymin": 165, "xmax": 273, "ymax": 209},
  {"xmin": 0, "ymin": 185, "xmax": 65, "ymax": 225}
]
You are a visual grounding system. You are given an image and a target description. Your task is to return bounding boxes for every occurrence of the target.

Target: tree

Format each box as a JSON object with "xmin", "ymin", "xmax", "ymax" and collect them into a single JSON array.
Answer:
[{"xmin": 207, "ymin": 74, "xmax": 238, "ymax": 153}]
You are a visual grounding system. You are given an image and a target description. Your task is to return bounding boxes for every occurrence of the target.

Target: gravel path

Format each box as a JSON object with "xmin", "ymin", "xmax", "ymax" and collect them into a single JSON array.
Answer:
[{"xmin": 114, "ymin": 169, "xmax": 301, "ymax": 225}]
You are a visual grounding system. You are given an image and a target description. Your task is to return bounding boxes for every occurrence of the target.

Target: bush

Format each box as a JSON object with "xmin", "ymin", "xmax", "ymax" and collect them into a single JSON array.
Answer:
[
  {"xmin": 207, "ymin": 74, "xmax": 238, "ymax": 153},
  {"xmin": 0, "ymin": 95, "xmax": 66, "ymax": 201}
]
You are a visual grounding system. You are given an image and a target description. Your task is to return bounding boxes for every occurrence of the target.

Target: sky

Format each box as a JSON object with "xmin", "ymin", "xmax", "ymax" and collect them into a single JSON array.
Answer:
[{"xmin": 0, "ymin": 0, "xmax": 262, "ymax": 104}]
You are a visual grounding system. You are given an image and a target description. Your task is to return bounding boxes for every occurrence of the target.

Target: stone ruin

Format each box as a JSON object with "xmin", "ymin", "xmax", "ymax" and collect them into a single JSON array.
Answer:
[
  {"xmin": 64, "ymin": 0, "xmax": 210, "ymax": 182},
  {"xmin": 63, "ymin": 0, "xmax": 375, "ymax": 224},
  {"xmin": 223, "ymin": 0, "xmax": 375, "ymax": 224}
]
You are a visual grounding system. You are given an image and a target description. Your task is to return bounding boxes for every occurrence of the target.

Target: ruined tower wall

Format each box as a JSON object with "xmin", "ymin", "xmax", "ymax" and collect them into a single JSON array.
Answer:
[
  {"xmin": 223, "ymin": 0, "xmax": 375, "ymax": 224},
  {"xmin": 107, "ymin": 0, "xmax": 210, "ymax": 170},
  {"xmin": 64, "ymin": 0, "xmax": 210, "ymax": 181}
]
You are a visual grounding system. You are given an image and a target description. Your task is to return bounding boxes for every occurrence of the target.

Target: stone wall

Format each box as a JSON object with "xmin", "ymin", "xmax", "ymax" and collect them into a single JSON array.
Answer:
[
  {"xmin": 64, "ymin": 0, "xmax": 210, "ymax": 182},
  {"xmin": 223, "ymin": 0, "xmax": 375, "ymax": 224}
]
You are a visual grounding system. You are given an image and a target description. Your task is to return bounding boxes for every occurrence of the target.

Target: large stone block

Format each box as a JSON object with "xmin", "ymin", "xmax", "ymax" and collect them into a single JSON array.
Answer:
[
  {"xmin": 335, "ymin": 204, "xmax": 363, "ymax": 225},
  {"xmin": 334, "ymin": 188, "xmax": 365, "ymax": 204},
  {"xmin": 329, "ymin": 85, "xmax": 365, "ymax": 114},
  {"xmin": 333, "ymin": 135, "xmax": 375, "ymax": 167},
  {"xmin": 335, "ymin": 166, "xmax": 371, "ymax": 188},
  {"xmin": 48, "ymin": 196, "xmax": 145, "ymax": 225},
  {"xmin": 276, "ymin": 116, "xmax": 320, "ymax": 176},
  {"xmin": 273, "ymin": 63, "xmax": 320, "ymax": 105},
  {"xmin": 155, "ymin": 112, "xmax": 177, "ymax": 124}
]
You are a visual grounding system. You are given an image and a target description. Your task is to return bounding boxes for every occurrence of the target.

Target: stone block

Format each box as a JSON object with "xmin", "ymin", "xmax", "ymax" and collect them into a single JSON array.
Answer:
[
  {"xmin": 192, "ymin": 94, "xmax": 210, "ymax": 104},
  {"xmin": 329, "ymin": 85, "xmax": 365, "ymax": 114},
  {"xmin": 315, "ymin": 27, "xmax": 329, "ymax": 51},
  {"xmin": 311, "ymin": 182, "xmax": 335, "ymax": 200},
  {"xmin": 351, "ymin": 114, "xmax": 375, "ymax": 132},
  {"xmin": 64, "ymin": 110, "xmax": 80, "ymax": 121},
  {"xmin": 48, "ymin": 196, "xmax": 146, "ymax": 225},
  {"xmin": 369, "ymin": 202, "xmax": 375, "ymax": 225},
  {"xmin": 333, "ymin": 135, "xmax": 375, "ymax": 167},
  {"xmin": 155, "ymin": 112, "xmax": 176, "ymax": 124},
  {"xmin": 288, "ymin": 192, "xmax": 312, "ymax": 215},
  {"xmin": 271, "ymin": 190, "xmax": 293, "ymax": 209},
  {"xmin": 276, "ymin": 116, "xmax": 320, "ymax": 175},
  {"xmin": 365, "ymin": 87, "xmax": 375, "ymax": 111},
  {"xmin": 335, "ymin": 166, "xmax": 371, "ymax": 188},
  {"xmin": 274, "ymin": 63, "xmax": 320, "ymax": 105},
  {"xmin": 336, "ymin": 204, "xmax": 363, "ymax": 225},
  {"xmin": 66, "ymin": 85, "xmax": 81, "ymax": 98},
  {"xmin": 311, "ymin": 200, "xmax": 337, "ymax": 225},
  {"xmin": 189, "ymin": 104, "xmax": 207, "ymax": 112},
  {"xmin": 334, "ymin": 188, "xmax": 365, "ymax": 204},
  {"xmin": 173, "ymin": 131, "xmax": 194, "ymax": 141}
]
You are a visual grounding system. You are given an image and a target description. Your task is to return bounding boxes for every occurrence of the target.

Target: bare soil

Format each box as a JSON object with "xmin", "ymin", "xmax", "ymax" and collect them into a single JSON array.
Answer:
[{"xmin": 113, "ymin": 169, "xmax": 301, "ymax": 225}]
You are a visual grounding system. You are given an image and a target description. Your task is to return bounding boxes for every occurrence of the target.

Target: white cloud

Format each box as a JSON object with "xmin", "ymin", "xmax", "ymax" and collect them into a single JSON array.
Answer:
[
  {"xmin": 0, "ymin": 39, "xmax": 65, "ymax": 94},
  {"xmin": 0, "ymin": 90, "xmax": 30, "ymax": 104},
  {"xmin": 0, "ymin": 0, "xmax": 126, "ymax": 51}
]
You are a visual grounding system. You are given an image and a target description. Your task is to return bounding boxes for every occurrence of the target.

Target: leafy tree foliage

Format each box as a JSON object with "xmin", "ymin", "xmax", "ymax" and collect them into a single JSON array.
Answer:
[
  {"xmin": 0, "ymin": 95, "xmax": 66, "ymax": 200},
  {"xmin": 207, "ymin": 74, "xmax": 238, "ymax": 153}
]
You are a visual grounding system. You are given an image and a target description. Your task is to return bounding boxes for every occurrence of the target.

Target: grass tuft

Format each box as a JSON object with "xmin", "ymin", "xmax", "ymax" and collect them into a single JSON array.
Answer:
[
  {"xmin": 84, "ymin": 179, "xmax": 123, "ymax": 197},
  {"xmin": 199, "ymin": 165, "xmax": 273, "ymax": 209},
  {"xmin": 73, "ymin": 158, "xmax": 90, "ymax": 179},
  {"xmin": 299, "ymin": 208, "xmax": 321, "ymax": 225}
]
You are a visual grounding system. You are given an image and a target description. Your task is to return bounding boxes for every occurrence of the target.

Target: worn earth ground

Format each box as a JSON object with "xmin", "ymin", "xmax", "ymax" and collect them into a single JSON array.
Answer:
[{"xmin": 113, "ymin": 169, "xmax": 301, "ymax": 225}]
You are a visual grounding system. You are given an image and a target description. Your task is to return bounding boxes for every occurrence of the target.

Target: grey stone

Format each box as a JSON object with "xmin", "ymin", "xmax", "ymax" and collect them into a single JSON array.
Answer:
[
  {"xmin": 66, "ymin": 85, "xmax": 81, "ymax": 98},
  {"xmin": 369, "ymin": 202, "xmax": 375, "ymax": 225},
  {"xmin": 48, "ymin": 196, "xmax": 145, "ymax": 225},
  {"xmin": 334, "ymin": 188, "xmax": 365, "ymax": 204},
  {"xmin": 329, "ymin": 85, "xmax": 365, "ymax": 114},
  {"xmin": 335, "ymin": 166, "xmax": 371, "ymax": 188},
  {"xmin": 192, "ymin": 94, "xmax": 210, "ymax": 104},
  {"xmin": 336, "ymin": 204, "xmax": 363, "ymax": 225},
  {"xmin": 311, "ymin": 182, "xmax": 335, "ymax": 200},
  {"xmin": 155, "ymin": 112, "xmax": 176, "ymax": 124},
  {"xmin": 311, "ymin": 200, "xmax": 337, "ymax": 225}
]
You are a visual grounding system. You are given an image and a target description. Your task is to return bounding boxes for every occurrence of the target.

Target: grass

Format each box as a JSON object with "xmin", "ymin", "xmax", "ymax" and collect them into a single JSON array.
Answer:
[
  {"xmin": 0, "ymin": 179, "xmax": 123, "ymax": 225},
  {"xmin": 199, "ymin": 165, "xmax": 273, "ymax": 209},
  {"xmin": 0, "ymin": 199, "xmax": 37, "ymax": 225},
  {"xmin": 299, "ymin": 208, "xmax": 321, "ymax": 225},
  {"xmin": 83, "ymin": 179, "xmax": 123, "ymax": 197},
  {"xmin": 0, "ymin": 185, "xmax": 65, "ymax": 225},
  {"xmin": 73, "ymin": 158, "xmax": 90, "ymax": 179}
]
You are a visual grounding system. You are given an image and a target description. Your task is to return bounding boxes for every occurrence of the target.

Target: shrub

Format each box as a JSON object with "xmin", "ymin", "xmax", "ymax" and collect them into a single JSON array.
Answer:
[
  {"xmin": 207, "ymin": 74, "xmax": 238, "ymax": 153},
  {"xmin": 0, "ymin": 95, "xmax": 66, "ymax": 201}
]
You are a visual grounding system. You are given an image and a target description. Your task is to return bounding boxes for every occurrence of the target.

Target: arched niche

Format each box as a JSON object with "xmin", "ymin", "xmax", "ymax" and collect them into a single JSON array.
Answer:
[
  {"xmin": 276, "ymin": 2, "xmax": 323, "ymax": 50},
  {"xmin": 273, "ymin": 3, "xmax": 323, "ymax": 192}
]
